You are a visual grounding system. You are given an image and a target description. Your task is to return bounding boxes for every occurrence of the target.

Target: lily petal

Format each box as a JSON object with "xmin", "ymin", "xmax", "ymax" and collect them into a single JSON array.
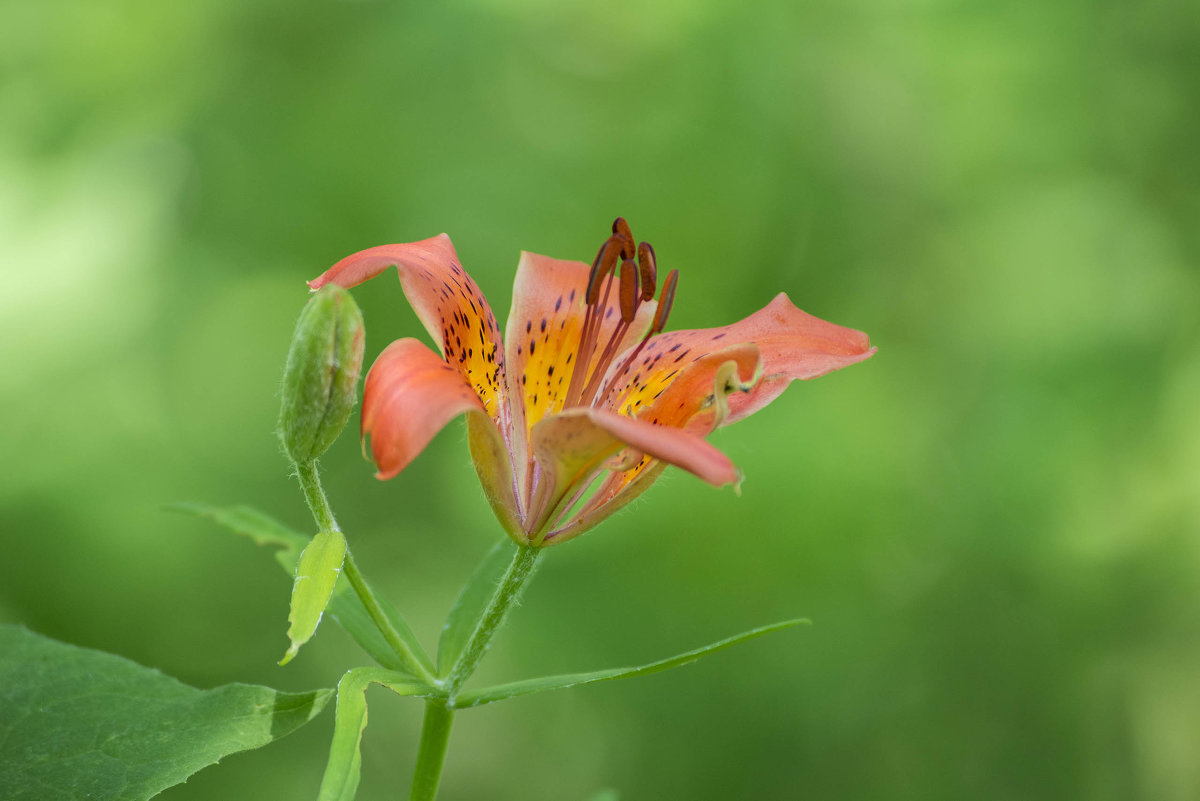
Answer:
[
  {"xmin": 567, "ymin": 346, "xmax": 762, "ymax": 533},
  {"xmin": 617, "ymin": 343, "xmax": 762, "ymax": 431},
  {"xmin": 505, "ymin": 251, "xmax": 655, "ymax": 436},
  {"xmin": 604, "ymin": 292, "xmax": 874, "ymax": 426},
  {"xmin": 310, "ymin": 236, "xmax": 509, "ymax": 429},
  {"xmin": 529, "ymin": 406, "xmax": 739, "ymax": 538},
  {"xmin": 362, "ymin": 340, "xmax": 518, "ymax": 533}
]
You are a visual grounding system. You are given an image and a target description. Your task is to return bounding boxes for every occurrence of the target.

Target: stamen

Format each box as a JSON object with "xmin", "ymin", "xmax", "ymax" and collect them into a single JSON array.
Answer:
[
  {"xmin": 564, "ymin": 242, "xmax": 619, "ymax": 408},
  {"xmin": 577, "ymin": 266, "xmax": 631, "ymax": 405},
  {"xmin": 596, "ymin": 268, "xmax": 680, "ymax": 408},
  {"xmin": 618, "ymin": 258, "xmax": 639, "ymax": 323},
  {"xmin": 649, "ymin": 269, "xmax": 678, "ymax": 336},
  {"xmin": 566, "ymin": 226, "xmax": 676, "ymax": 412},
  {"xmin": 587, "ymin": 236, "xmax": 621, "ymax": 304},
  {"xmin": 637, "ymin": 242, "xmax": 656, "ymax": 301},
  {"xmin": 612, "ymin": 217, "xmax": 636, "ymax": 259}
]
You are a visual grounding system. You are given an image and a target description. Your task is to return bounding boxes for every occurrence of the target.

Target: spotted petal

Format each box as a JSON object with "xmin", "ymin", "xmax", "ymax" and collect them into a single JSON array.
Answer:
[
  {"xmin": 604, "ymin": 292, "xmax": 874, "ymax": 426},
  {"xmin": 362, "ymin": 338, "xmax": 520, "ymax": 532},
  {"xmin": 552, "ymin": 347, "xmax": 762, "ymax": 542},
  {"xmin": 310, "ymin": 235, "xmax": 509, "ymax": 430},
  {"xmin": 557, "ymin": 295, "xmax": 873, "ymax": 542}
]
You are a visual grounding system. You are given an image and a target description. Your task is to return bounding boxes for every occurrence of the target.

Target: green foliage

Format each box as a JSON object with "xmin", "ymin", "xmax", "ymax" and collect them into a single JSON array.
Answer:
[
  {"xmin": 174, "ymin": 503, "xmax": 433, "ymax": 677},
  {"xmin": 6, "ymin": 0, "xmax": 1199, "ymax": 797},
  {"xmin": 0, "ymin": 625, "xmax": 330, "ymax": 801},
  {"xmin": 455, "ymin": 619, "xmax": 808, "ymax": 708},
  {"xmin": 318, "ymin": 668, "xmax": 430, "ymax": 801},
  {"xmin": 167, "ymin": 502, "xmax": 307, "ymax": 571},
  {"xmin": 437, "ymin": 540, "xmax": 516, "ymax": 675},
  {"xmin": 281, "ymin": 528, "xmax": 347, "ymax": 665},
  {"xmin": 327, "ymin": 583, "xmax": 434, "ymax": 677}
]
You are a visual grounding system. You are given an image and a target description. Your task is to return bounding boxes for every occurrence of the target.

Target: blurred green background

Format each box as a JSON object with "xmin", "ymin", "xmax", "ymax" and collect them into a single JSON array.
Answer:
[{"xmin": 3, "ymin": 0, "xmax": 1198, "ymax": 799}]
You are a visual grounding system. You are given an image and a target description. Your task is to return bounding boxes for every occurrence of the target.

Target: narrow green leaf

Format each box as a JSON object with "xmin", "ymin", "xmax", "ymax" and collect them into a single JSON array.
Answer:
[
  {"xmin": 0, "ymin": 625, "xmax": 331, "ymax": 801},
  {"xmin": 327, "ymin": 588, "xmax": 435, "ymax": 677},
  {"xmin": 318, "ymin": 668, "xmax": 431, "ymax": 801},
  {"xmin": 173, "ymin": 502, "xmax": 434, "ymax": 676},
  {"xmin": 168, "ymin": 501, "xmax": 308, "ymax": 571},
  {"xmin": 280, "ymin": 529, "xmax": 347, "ymax": 665},
  {"xmin": 454, "ymin": 619, "xmax": 809, "ymax": 708},
  {"xmin": 588, "ymin": 791, "xmax": 620, "ymax": 801},
  {"xmin": 438, "ymin": 540, "xmax": 515, "ymax": 674}
]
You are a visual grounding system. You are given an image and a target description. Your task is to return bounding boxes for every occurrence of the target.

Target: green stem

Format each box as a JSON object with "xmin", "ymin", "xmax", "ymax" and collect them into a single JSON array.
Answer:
[
  {"xmin": 342, "ymin": 550, "xmax": 436, "ymax": 684},
  {"xmin": 407, "ymin": 544, "xmax": 542, "ymax": 801},
  {"xmin": 293, "ymin": 460, "xmax": 436, "ymax": 684},
  {"xmin": 409, "ymin": 699, "xmax": 455, "ymax": 801},
  {"xmin": 296, "ymin": 460, "xmax": 337, "ymax": 533},
  {"xmin": 444, "ymin": 544, "xmax": 543, "ymax": 696},
  {"xmin": 297, "ymin": 461, "xmax": 543, "ymax": 800}
]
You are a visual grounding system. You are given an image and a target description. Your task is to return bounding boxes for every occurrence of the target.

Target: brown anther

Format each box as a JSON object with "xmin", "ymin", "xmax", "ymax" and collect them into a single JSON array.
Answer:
[
  {"xmin": 619, "ymin": 258, "xmax": 639, "ymax": 323},
  {"xmin": 636, "ymin": 241, "xmax": 657, "ymax": 301},
  {"xmin": 649, "ymin": 269, "xmax": 678, "ymax": 335},
  {"xmin": 612, "ymin": 217, "xmax": 636, "ymax": 260},
  {"xmin": 586, "ymin": 235, "xmax": 621, "ymax": 304}
]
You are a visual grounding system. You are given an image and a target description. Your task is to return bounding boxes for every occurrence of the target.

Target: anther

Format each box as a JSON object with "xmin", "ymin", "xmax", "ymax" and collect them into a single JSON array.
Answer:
[
  {"xmin": 636, "ymin": 241, "xmax": 656, "ymax": 301},
  {"xmin": 649, "ymin": 269, "xmax": 678, "ymax": 335},
  {"xmin": 612, "ymin": 217, "xmax": 636, "ymax": 260},
  {"xmin": 586, "ymin": 236, "xmax": 621, "ymax": 305},
  {"xmin": 619, "ymin": 258, "xmax": 639, "ymax": 323}
]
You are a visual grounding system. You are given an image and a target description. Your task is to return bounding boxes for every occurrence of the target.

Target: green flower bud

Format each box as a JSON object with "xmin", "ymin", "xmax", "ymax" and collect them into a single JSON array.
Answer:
[{"xmin": 278, "ymin": 285, "xmax": 365, "ymax": 465}]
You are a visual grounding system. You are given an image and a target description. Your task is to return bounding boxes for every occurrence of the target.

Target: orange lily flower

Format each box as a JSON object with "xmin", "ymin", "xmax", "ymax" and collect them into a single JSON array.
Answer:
[{"xmin": 309, "ymin": 219, "xmax": 875, "ymax": 546}]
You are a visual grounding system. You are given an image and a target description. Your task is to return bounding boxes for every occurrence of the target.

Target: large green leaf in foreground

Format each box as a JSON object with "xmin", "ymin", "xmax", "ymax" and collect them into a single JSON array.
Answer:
[{"xmin": 0, "ymin": 625, "xmax": 332, "ymax": 801}]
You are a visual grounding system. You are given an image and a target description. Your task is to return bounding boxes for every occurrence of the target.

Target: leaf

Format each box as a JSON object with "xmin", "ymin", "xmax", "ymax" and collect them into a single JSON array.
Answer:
[
  {"xmin": 173, "ymin": 502, "xmax": 434, "ymax": 677},
  {"xmin": 0, "ymin": 624, "xmax": 331, "ymax": 801},
  {"xmin": 318, "ymin": 668, "xmax": 430, "ymax": 801},
  {"xmin": 588, "ymin": 791, "xmax": 620, "ymax": 801},
  {"xmin": 280, "ymin": 529, "xmax": 347, "ymax": 665},
  {"xmin": 326, "ymin": 590, "xmax": 426, "ymax": 675},
  {"xmin": 454, "ymin": 619, "xmax": 809, "ymax": 708},
  {"xmin": 437, "ymin": 539, "xmax": 515, "ymax": 675},
  {"xmin": 167, "ymin": 501, "xmax": 308, "ymax": 571}
]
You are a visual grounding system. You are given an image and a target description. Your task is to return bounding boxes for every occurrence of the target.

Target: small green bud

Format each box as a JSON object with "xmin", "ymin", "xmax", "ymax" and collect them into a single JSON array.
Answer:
[{"xmin": 279, "ymin": 285, "xmax": 365, "ymax": 465}]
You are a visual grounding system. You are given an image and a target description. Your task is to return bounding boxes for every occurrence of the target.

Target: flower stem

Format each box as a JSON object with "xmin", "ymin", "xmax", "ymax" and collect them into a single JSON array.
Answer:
[
  {"xmin": 407, "ymin": 544, "xmax": 541, "ymax": 801},
  {"xmin": 409, "ymin": 699, "xmax": 455, "ymax": 801},
  {"xmin": 295, "ymin": 461, "xmax": 543, "ymax": 800},
  {"xmin": 293, "ymin": 459, "xmax": 435, "ymax": 684},
  {"xmin": 295, "ymin": 459, "xmax": 338, "ymax": 533},
  {"xmin": 444, "ymin": 544, "xmax": 543, "ymax": 696},
  {"xmin": 342, "ymin": 550, "xmax": 436, "ymax": 684}
]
